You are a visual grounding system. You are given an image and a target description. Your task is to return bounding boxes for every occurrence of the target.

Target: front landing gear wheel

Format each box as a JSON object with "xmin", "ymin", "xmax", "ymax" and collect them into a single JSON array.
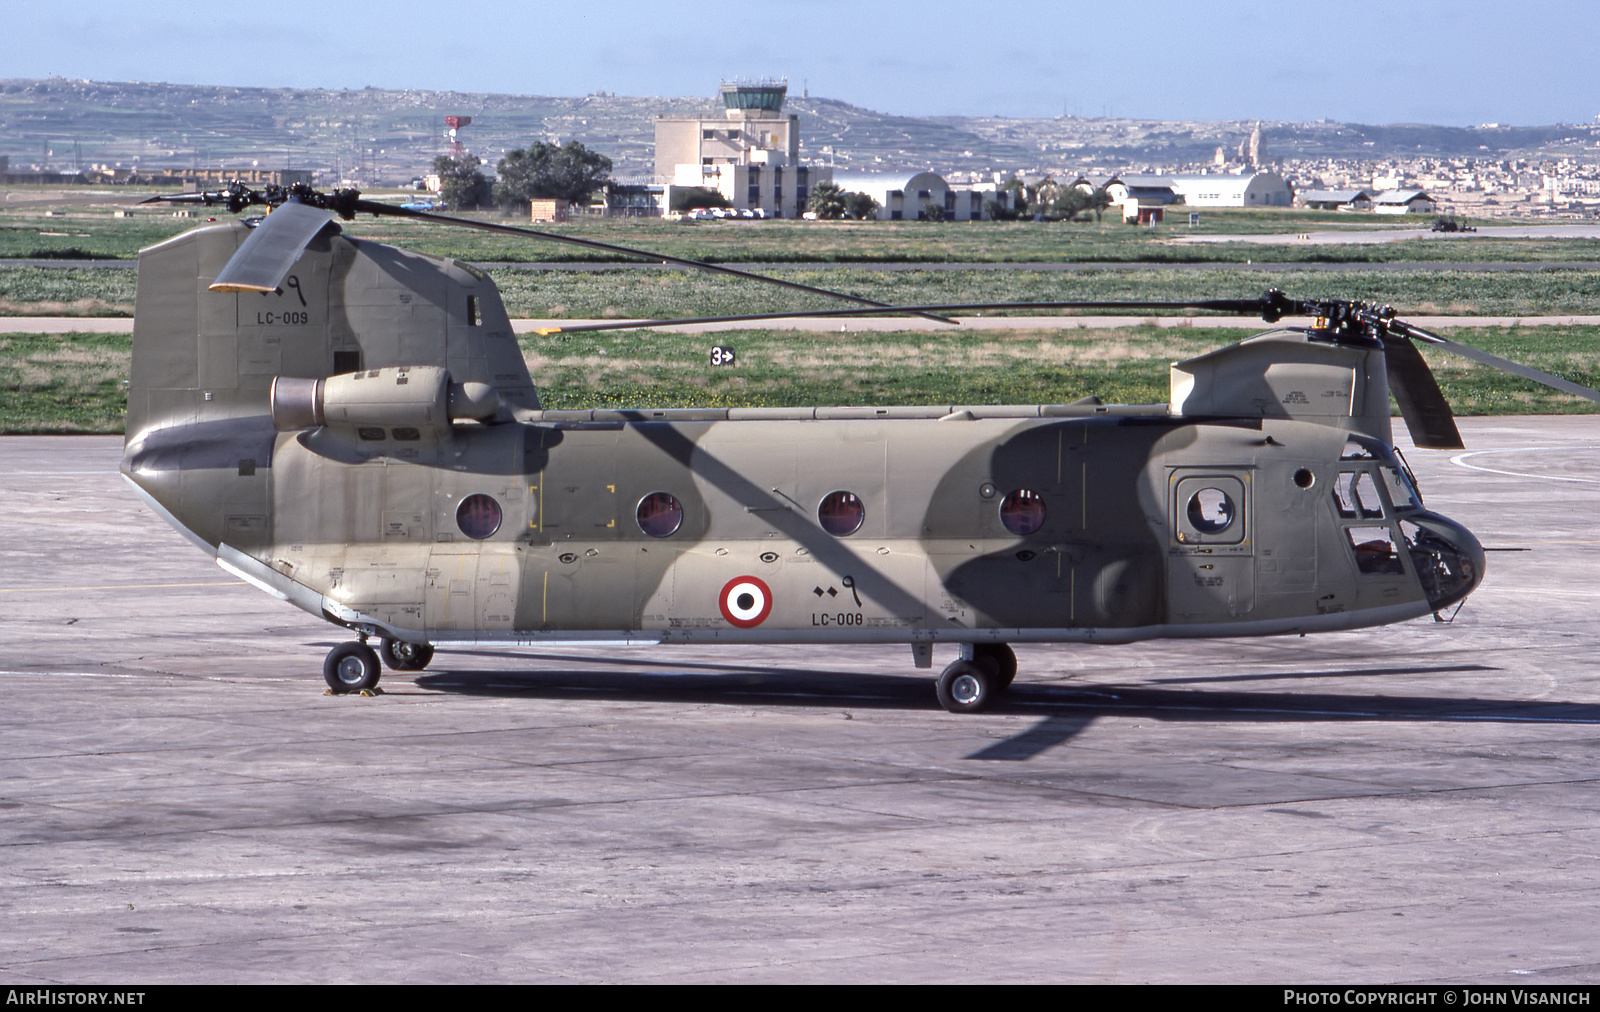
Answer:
[
  {"xmin": 380, "ymin": 638, "xmax": 435, "ymax": 671},
  {"xmin": 971, "ymin": 643, "xmax": 1017, "ymax": 692},
  {"xmin": 936, "ymin": 659, "xmax": 996, "ymax": 714},
  {"xmin": 324, "ymin": 641, "xmax": 381, "ymax": 694}
]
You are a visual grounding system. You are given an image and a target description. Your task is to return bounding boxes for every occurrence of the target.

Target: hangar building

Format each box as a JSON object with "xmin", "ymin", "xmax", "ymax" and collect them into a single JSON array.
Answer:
[{"xmin": 828, "ymin": 171, "xmax": 1001, "ymax": 221}]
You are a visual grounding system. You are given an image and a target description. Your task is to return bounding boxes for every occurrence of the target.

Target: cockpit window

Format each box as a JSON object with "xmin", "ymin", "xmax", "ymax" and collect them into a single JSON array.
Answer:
[
  {"xmin": 1346, "ymin": 526, "xmax": 1405, "ymax": 575},
  {"xmin": 1332, "ymin": 471, "xmax": 1385, "ymax": 520},
  {"xmin": 1379, "ymin": 467, "xmax": 1422, "ymax": 511},
  {"xmin": 1393, "ymin": 449, "xmax": 1425, "ymax": 507},
  {"xmin": 1340, "ymin": 437, "xmax": 1380, "ymax": 461}
]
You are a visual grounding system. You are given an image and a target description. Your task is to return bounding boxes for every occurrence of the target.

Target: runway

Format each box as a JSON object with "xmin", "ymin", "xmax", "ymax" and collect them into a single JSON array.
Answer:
[
  {"xmin": 1173, "ymin": 223, "xmax": 1600, "ymax": 246},
  {"xmin": 4, "ymin": 418, "xmax": 1600, "ymax": 983}
]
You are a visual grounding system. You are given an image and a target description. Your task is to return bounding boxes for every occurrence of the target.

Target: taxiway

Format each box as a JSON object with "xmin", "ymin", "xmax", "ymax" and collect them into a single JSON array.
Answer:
[{"xmin": 4, "ymin": 419, "xmax": 1600, "ymax": 983}]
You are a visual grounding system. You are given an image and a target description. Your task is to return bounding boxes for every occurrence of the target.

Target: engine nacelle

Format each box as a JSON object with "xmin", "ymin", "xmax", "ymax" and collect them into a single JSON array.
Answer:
[{"xmin": 271, "ymin": 366, "xmax": 503, "ymax": 434}]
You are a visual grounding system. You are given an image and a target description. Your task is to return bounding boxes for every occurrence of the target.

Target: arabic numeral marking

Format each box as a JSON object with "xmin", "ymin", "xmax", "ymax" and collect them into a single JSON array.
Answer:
[{"xmin": 710, "ymin": 345, "xmax": 736, "ymax": 367}]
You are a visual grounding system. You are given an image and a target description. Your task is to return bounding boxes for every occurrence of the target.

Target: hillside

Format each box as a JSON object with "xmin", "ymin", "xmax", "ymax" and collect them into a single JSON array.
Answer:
[{"xmin": 3, "ymin": 78, "xmax": 1596, "ymax": 186}]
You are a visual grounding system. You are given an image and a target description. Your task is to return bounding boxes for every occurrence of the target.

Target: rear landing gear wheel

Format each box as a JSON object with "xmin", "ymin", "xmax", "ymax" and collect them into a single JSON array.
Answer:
[
  {"xmin": 971, "ymin": 643, "xmax": 1017, "ymax": 692},
  {"xmin": 380, "ymin": 638, "xmax": 435, "ymax": 671},
  {"xmin": 936, "ymin": 659, "xmax": 996, "ymax": 714},
  {"xmin": 324, "ymin": 641, "xmax": 381, "ymax": 694}
]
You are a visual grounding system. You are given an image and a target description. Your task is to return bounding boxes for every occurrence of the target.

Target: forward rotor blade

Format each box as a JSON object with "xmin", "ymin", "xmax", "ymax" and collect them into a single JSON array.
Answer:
[
  {"xmin": 528, "ymin": 297, "xmax": 1289, "ymax": 335},
  {"xmin": 1380, "ymin": 336, "xmax": 1463, "ymax": 450},
  {"xmin": 1396, "ymin": 321, "xmax": 1600, "ymax": 405},
  {"xmin": 356, "ymin": 202, "xmax": 957, "ymax": 324},
  {"xmin": 209, "ymin": 201, "xmax": 336, "ymax": 293}
]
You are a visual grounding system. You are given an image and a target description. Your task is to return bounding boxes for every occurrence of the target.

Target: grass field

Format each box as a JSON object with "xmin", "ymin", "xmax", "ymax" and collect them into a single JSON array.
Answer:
[
  {"xmin": 10, "ymin": 264, "xmax": 1600, "ymax": 320},
  {"xmin": 0, "ymin": 330, "xmax": 130, "ymax": 433},
  {"xmin": 489, "ymin": 265, "xmax": 1600, "ymax": 320},
  {"xmin": 2, "ymin": 193, "xmax": 1599, "ymax": 266},
  {"xmin": 7, "ymin": 324, "xmax": 1598, "ymax": 434},
  {"xmin": 5, "ymin": 195, "xmax": 1600, "ymax": 434}
]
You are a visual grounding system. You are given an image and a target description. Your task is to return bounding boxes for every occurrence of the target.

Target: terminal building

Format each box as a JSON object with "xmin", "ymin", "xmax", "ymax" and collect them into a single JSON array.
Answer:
[{"xmin": 654, "ymin": 80, "xmax": 831, "ymax": 218}]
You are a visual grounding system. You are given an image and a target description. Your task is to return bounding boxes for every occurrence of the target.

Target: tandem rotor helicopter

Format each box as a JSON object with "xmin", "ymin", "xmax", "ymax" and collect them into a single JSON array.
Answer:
[{"xmin": 120, "ymin": 182, "xmax": 1600, "ymax": 711}]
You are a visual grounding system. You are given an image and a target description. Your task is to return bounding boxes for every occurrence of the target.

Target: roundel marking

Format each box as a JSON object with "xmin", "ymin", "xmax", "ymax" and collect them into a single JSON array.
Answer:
[{"xmin": 719, "ymin": 576, "xmax": 773, "ymax": 628}]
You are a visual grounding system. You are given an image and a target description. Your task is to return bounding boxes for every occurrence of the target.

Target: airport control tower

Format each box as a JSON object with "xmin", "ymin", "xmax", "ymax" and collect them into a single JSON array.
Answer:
[
  {"xmin": 718, "ymin": 79, "xmax": 789, "ymax": 117},
  {"xmin": 654, "ymin": 78, "xmax": 825, "ymax": 218}
]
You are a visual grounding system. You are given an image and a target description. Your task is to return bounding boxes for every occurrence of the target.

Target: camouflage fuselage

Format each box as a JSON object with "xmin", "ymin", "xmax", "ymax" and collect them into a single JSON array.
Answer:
[{"xmin": 120, "ymin": 222, "xmax": 1484, "ymax": 652}]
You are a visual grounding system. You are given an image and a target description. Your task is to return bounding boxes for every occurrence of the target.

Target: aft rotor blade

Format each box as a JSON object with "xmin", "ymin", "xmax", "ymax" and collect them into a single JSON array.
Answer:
[
  {"xmin": 1380, "ymin": 336, "xmax": 1463, "ymax": 450},
  {"xmin": 528, "ymin": 297, "xmax": 1286, "ymax": 335},
  {"xmin": 358, "ymin": 202, "xmax": 957, "ymax": 324},
  {"xmin": 1396, "ymin": 321, "xmax": 1600, "ymax": 405},
  {"xmin": 209, "ymin": 201, "xmax": 336, "ymax": 293}
]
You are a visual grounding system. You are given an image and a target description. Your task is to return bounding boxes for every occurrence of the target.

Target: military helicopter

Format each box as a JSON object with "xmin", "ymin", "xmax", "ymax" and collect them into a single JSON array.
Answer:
[{"xmin": 121, "ymin": 182, "xmax": 1600, "ymax": 712}]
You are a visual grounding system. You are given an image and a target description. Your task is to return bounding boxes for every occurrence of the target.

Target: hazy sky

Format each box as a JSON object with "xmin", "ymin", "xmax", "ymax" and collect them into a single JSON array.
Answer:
[{"xmin": 10, "ymin": 0, "xmax": 1598, "ymax": 126}]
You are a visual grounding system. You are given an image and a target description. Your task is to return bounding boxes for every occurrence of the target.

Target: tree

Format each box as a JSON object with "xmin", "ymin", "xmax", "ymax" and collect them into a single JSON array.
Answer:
[
  {"xmin": 431, "ymin": 154, "xmax": 491, "ymax": 211},
  {"xmin": 669, "ymin": 186, "xmax": 730, "ymax": 212},
  {"xmin": 494, "ymin": 141, "xmax": 613, "ymax": 211},
  {"xmin": 1086, "ymin": 186, "xmax": 1114, "ymax": 222},
  {"xmin": 806, "ymin": 181, "xmax": 848, "ymax": 219},
  {"xmin": 1043, "ymin": 185, "xmax": 1115, "ymax": 223},
  {"xmin": 982, "ymin": 198, "xmax": 1016, "ymax": 221},
  {"xmin": 843, "ymin": 191, "xmax": 880, "ymax": 220},
  {"xmin": 1026, "ymin": 177, "xmax": 1061, "ymax": 215},
  {"xmin": 1049, "ymin": 188, "xmax": 1093, "ymax": 221},
  {"xmin": 1001, "ymin": 175, "xmax": 1027, "ymax": 206}
]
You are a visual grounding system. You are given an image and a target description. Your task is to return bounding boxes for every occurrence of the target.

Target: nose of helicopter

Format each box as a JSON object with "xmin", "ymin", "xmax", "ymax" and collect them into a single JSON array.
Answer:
[{"xmin": 1405, "ymin": 512, "xmax": 1486, "ymax": 613}]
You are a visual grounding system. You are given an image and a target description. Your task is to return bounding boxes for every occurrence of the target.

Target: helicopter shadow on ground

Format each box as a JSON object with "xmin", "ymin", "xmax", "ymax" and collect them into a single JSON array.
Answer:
[{"xmin": 402, "ymin": 651, "xmax": 1600, "ymax": 762}]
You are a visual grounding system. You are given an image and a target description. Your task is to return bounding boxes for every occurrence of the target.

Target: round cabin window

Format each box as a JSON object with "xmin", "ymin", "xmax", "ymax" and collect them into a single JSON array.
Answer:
[
  {"xmin": 818, "ymin": 491, "xmax": 865, "ymax": 536},
  {"xmin": 636, "ymin": 492, "xmax": 684, "ymax": 538},
  {"xmin": 999, "ymin": 489, "xmax": 1046, "ymax": 536},
  {"xmin": 456, "ymin": 493, "xmax": 503, "ymax": 540},
  {"xmin": 1186, "ymin": 487, "xmax": 1236, "ymax": 534}
]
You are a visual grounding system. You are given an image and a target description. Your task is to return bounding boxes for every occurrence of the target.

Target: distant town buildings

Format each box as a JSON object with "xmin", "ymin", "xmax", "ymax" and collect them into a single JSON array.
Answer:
[
  {"xmin": 9, "ymin": 79, "xmax": 1600, "ymax": 221},
  {"xmin": 0, "ymin": 164, "xmax": 313, "ymax": 188}
]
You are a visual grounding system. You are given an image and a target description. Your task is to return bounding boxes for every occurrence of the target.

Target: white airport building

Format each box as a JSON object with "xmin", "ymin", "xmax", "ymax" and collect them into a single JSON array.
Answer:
[
  {"xmin": 654, "ymin": 80, "xmax": 831, "ymax": 218},
  {"xmin": 827, "ymin": 171, "xmax": 1000, "ymax": 221}
]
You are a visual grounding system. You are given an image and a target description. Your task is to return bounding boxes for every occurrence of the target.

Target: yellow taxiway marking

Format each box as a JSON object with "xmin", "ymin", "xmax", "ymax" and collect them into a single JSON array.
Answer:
[{"xmin": 0, "ymin": 580, "xmax": 245, "ymax": 594}]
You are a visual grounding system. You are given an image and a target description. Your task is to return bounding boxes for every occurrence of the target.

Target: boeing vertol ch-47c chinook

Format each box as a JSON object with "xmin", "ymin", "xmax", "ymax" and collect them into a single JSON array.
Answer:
[{"xmin": 121, "ymin": 183, "xmax": 1600, "ymax": 712}]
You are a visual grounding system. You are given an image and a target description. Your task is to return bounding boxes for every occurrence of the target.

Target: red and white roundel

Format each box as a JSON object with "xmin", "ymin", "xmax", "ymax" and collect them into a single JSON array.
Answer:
[{"xmin": 719, "ymin": 576, "xmax": 773, "ymax": 628}]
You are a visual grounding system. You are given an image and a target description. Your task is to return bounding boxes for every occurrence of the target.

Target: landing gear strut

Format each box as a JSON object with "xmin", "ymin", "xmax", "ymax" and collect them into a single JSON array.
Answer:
[
  {"xmin": 935, "ymin": 643, "xmax": 1018, "ymax": 714},
  {"xmin": 323, "ymin": 640, "xmax": 382, "ymax": 694}
]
